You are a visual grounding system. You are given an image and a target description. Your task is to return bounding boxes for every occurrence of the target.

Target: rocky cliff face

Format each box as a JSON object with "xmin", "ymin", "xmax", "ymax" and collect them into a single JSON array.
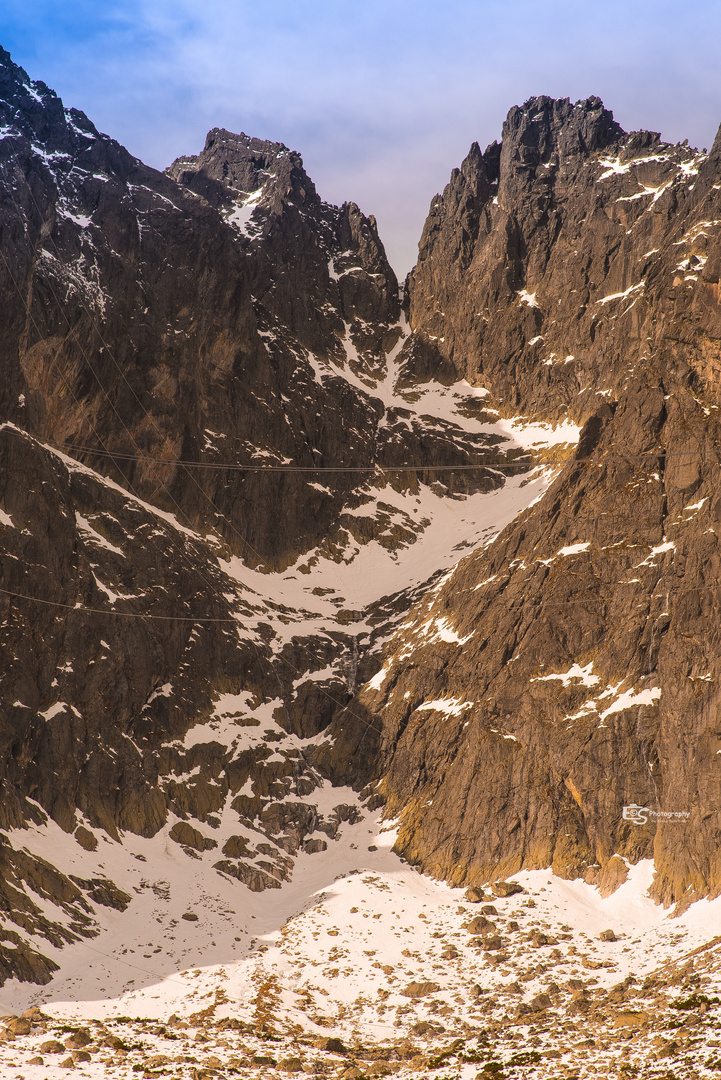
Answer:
[
  {"xmin": 342, "ymin": 95, "xmax": 721, "ymax": 908},
  {"xmin": 0, "ymin": 51, "xmax": 567, "ymax": 985},
  {"xmin": 0, "ymin": 49, "xmax": 398, "ymax": 568},
  {"xmin": 2, "ymin": 51, "xmax": 721, "ymax": 991}
]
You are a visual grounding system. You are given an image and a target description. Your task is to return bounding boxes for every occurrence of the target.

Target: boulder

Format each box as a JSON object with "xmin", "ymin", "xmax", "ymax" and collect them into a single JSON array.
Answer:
[
  {"xmin": 491, "ymin": 881, "xmax": 524, "ymax": 898},
  {"xmin": 402, "ymin": 981, "xmax": 440, "ymax": 998}
]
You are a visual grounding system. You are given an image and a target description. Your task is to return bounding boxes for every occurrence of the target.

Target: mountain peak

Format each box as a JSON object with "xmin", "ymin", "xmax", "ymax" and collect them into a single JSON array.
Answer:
[
  {"xmin": 501, "ymin": 94, "xmax": 624, "ymax": 172},
  {"xmin": 204, "ymin": 126, "xmax": 291, "ymax": 160},
  {"xmin": 166, "ymin": 125, "xmax": 312, "ymax": 203}
]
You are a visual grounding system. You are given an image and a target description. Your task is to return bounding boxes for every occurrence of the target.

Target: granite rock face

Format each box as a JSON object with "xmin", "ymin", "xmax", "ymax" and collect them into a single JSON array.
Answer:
[
  {"xmin": 0, "ymin": 48, "xmax": 543, "ymax": 983},
  {"xmin": 341, "ymin": 95, "xmax": 721, "ymax": 907},
  {"xmin": 167, "ymin": 127, "xmax": 400, "ymax": 353},
  {"xmin": 2, "ymin": 51, "xmax": 721, "ymax": 988},
  {"xmin": 0, "ymin": 50, "xmax": 401, "ymax": 569}
]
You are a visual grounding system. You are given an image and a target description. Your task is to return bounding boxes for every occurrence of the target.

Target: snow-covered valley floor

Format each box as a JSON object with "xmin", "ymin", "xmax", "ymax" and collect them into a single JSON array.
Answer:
[
  {"xmin": 1, "ymin": 800, "xmax": 721, "ymax": 1079},
  {"xmin": 2, "ymin": 333, "xmax": 717, "ymax": 1076}
]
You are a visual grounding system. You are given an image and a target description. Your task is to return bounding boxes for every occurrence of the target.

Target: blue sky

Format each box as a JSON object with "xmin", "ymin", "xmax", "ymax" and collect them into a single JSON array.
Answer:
[{"xmin": 2, "ymin": 1, "xmax": 721, "ymax": 275}]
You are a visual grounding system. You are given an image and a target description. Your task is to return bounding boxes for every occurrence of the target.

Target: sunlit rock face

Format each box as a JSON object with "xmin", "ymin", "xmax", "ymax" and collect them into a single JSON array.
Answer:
[
  {"xmin": 336, "ymin": 95, "xmax": 721, "ymax": 907},
  {"xmin": 2, "ymin": 42, "xmax": 721, "ymax": 993},
  {"xmin": 0, "ymin": 49, "xmax": 556, "ymax": 983}
]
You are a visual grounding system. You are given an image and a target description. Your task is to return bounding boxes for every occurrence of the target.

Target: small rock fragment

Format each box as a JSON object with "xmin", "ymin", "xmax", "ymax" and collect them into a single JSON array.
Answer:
[
  {"xmin": 483, "ymin": 934, "xmax": 504, "ymax": 951},
  {"xmin": 531, "ymin": 992, "xmax": 552, "ymax": 1012},
  {"xmin": 318, "ymin": 1037, "xmax": 347, "ymax": 1054},
  {"xmin": 41, "ymin": 1039, "xmax": 66, "ymax": 1054},
  {"xmin": 467, "ymin": 915, "xmax": 495, "ymax": 935},
  {"xmin": 402, "ymin": 980, "xmax": 440, "ymax": 998},
  {"xmin": 5, "ymin": 1017, "xmax": 31, "ymax": 1036},
  {"xmin": 280, "ymin": 1057, "xmax": 304, "ymax": 1072},
  {"xmin": 65, "ymin": 1028, "xmax": 92, "ymax": 1048}
]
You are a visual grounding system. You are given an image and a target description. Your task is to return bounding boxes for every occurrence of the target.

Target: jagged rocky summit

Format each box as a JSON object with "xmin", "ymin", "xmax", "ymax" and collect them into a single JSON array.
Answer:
[{"xmin": 1, "ymin": 41, "xmax": 720, "ymax": 991}]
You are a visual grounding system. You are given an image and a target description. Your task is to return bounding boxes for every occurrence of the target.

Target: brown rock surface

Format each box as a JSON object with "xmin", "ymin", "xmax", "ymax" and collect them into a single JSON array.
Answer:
[
  {"xmin": 3, "ymin": 46, "xmax": 721, "ymax": 992},
  {"xmin": 467, "ymin": 916, "xmax": 496, "ymax": 935},
  {"xmin": 491, "ymin": 881, "xmax": 524, "ymax": 897},
  {"xmin": 401, "ymin": 981, "xmax": 440, "ymax": 998},
  {"xmin": 334, "ymin": 95, "xmax": 721, "ymax": 906},
  {"xmin": 0, "ymin": 49, "xmax": 537, "ymax": 989}
]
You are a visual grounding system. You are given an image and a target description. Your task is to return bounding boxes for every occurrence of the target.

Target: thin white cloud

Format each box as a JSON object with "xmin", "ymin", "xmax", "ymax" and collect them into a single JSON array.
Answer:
[{"xmin": 3, "ymin": 0, "xmax": 721, "ymax": 274}]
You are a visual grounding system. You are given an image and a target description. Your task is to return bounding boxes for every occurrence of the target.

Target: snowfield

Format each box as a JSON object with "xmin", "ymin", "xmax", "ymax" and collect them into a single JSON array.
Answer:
[{"xmin": 1, "ymin": 800, "xmax": 721, "ymax": 1078}]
